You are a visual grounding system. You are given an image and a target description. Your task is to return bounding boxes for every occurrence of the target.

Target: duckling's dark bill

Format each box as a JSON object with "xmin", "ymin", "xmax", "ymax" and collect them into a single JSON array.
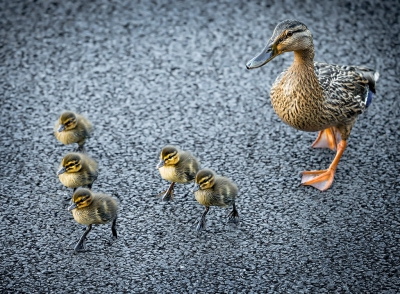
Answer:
[
  {"xmin": 246, "ymin": 44, "xmax": 276, "ymax": 69},
  {"xmin": 192, "ymin": 184, "xmax": 200, "ymax": 192},
  {"xmin": 57, "ymin": 124, "xmax": 65, "ymax": 132},
  {"xmin": 57, "ymin": 167, "xmax": 66, "ymax": 175},
  {"xmin": 156, "ymin": 160, "xmax": 165, "ymax": 169},
  {"xmin": 68, "ymin": 203, "xmax": 77, "ymax": 211}
]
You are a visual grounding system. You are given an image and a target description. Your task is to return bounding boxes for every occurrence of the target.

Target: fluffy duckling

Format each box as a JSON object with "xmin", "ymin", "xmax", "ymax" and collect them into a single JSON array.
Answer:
[
  {"xmin": 57, "ymin": 152, "xmax": 98, "ymax": 192},
  {"xmin": 157, "ymin": 145, "xmax": 200, "ymax": 201},
  {"xmin": 68, "ymin": 188, "xmax": 118, "ymax": 252},
  {"xmin": 54, "ymin": 111, "xmax": 92, "ymax": 152},
  {"xmin": 192, "ymin": 168, "xmax": 239, "ymax": 232}
]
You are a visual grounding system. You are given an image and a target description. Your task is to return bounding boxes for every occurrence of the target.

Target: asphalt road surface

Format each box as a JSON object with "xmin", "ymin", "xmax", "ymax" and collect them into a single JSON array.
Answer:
[{"xmin": 1, "ymin": 0, "xmax": 399, "ymax": 293}]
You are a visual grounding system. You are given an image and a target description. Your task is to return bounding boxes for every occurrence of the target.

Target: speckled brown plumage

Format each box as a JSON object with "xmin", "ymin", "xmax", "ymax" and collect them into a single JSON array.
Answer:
[{"xmin": 246, "ymin": 19, "xmax": 379, "ymax": 191}]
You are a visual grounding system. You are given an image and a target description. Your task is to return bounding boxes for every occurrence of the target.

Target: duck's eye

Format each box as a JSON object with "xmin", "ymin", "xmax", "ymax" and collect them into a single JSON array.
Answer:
[
  {"xmin": 286, "ymin": 31, "xmax": 293, "ymax": 37},
  {"xmin": 168, "ymin": 155, "xmax": 173, "ymax": 160}
]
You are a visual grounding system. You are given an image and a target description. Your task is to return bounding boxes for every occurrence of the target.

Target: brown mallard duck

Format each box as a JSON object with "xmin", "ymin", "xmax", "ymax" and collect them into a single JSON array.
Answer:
[
  {"xmin": 192, "ymin": 168, "xmax": 239, "ymax": 232},
  {"xmin": 157, "ymin": 145, "xmax": 200, "ymax": 201},
  {"xmin": 54, "ymin": 111, "xmax": 92, "ymax": 152},
  {"xmin": 68, "ymin": 188, "xmax": 118, "ymax": 252},
  {"xmin": 57, "ymin": 152, "xmax": 98, "ymax": 192},
  {"xmin": 246, "ymin": 19, "xmax": 379, "ymax": 191}
]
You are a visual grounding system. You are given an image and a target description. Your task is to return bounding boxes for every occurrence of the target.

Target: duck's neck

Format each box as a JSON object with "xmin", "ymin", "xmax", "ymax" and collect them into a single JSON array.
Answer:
[{"xmin": 292, "ymin": 48, "xmax": 315, "ymax": 68}]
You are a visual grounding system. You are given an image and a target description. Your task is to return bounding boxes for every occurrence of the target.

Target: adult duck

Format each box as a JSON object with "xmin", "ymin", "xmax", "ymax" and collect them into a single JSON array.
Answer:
[{"xmin": 246, "ymin": 19, "xmax": 379, "ymax": 191}]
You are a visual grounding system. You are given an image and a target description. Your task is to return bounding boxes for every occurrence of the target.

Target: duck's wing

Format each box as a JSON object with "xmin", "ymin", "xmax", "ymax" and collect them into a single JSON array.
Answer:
[{"xmin": 314, "ymin": 62, "xmax": 379, "ymax": 117}]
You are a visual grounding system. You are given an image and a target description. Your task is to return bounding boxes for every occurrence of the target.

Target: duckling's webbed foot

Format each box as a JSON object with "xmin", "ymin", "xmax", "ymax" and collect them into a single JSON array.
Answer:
[
  {"xmin": 72, "ymin": 224, "xmax": 92, "ymax": 253},
  {"xmin": 196, "ymin": 217, "xmax": 207, "ymax": 232},
  {"xmin": 73, "ymin": 238, "xmax": 87, "ymax": 252},
  {"xmin": 195, "ymin": 207, "xmax": 209, "ymax": 232},
  {"xmin": 227, "ymin": 203, "xmax": 239, "ymax": 225},
  {"xmin": 159, "ymin": 182, "xmax": 175, "ymax": 201}
]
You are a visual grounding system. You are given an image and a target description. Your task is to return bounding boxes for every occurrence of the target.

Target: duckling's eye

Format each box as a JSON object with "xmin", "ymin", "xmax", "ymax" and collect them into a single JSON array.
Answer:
[{"xmin": 286, "ymin": 31, "xmax": 293, "ymax": 37}]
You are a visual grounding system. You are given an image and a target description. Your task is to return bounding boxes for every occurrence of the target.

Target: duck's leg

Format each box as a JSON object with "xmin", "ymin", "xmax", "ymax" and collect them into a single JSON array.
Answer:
[
  {"xmin": 74, "ymin": 224, "xmax": 92, "ymax": 252},
  {"xmin": 159, "ymin": 182, "xmax": 175, "ymax": 201},
  {"xmin": 311, "ymin": 127, "xmax": 341, "ymax": 151},
  {"xmin": 196, "ymin": 206, "xmax": 210, "ymax": 232},
  {"xmin": 227, "ymin": 203, "xmax": 239, "ymax": 224},
  {"xmin": 301, "ymin": 140, "xmax": 347, "ymax": 191}
]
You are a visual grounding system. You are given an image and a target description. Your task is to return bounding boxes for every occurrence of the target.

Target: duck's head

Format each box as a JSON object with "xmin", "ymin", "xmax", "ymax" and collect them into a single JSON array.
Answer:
[
  {"xmin": 246, "ymin": 19, "xmax": 312, "ymax": 69},
  {"xmin": 57, "ymin": 111, "xmax": 77, "ymax": 132},
  {"xmin": 193, "ymin": 169, "xmax": 216, "ymax": 192},
  {"xmin": 157, "ymin": 145, "xmax": 179, "ymax": 168},
  {"xmin": 68, "ymin": 188, "xmax": 93, "ymax": 211},
  {"xmin": 58, "ymin": 153, "xmax": 83, "ymax": 175}
]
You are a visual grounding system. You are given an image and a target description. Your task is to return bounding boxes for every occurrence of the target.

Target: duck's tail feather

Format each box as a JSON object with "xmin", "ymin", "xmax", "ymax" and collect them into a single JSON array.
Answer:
[{"xmin": 355, "ymin": 66, "xmax": 379, "ymax": 94}]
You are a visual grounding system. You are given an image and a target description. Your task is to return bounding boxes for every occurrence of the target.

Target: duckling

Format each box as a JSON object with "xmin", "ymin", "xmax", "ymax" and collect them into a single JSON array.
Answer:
[
  {"xmin": 246, "ymin": 19, "xmax": 379, "ymax": 191},
  {"xmin": 157, "ymin": 145, "xmax": 200, "ymax": 201},
  {"xmin": 54, "ymin": 111, "xmax": 92, "ymax": 152},
  {"xmin": 57, "ymin": 152, "xmax": 98, "ymax": 192},
  {"xmin": 192, "ymin": 168, "xmax": 239, "ymax": 232},
  {"xmin": 67, "ymin": 188, "xmax": 118, "ymax": 252}
]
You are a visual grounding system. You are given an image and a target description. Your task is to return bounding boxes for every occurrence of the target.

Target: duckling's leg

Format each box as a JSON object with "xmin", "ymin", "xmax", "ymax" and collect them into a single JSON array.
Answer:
[
  {"xmin": 311, "ymin": 127, "xmax": 341, "ymax": 151},
  {"xmin": 301, "ymin": 140, "xmax": 347, "ymax": 191},
  {"xmin": 74, "ymin": 224, "xmax": 92, "ymax": 252},
  {"xmin": 160, "ymin": 182, "xmax": 175, "ymax": 201},
  {"xmin": 75, "ymin": 141, "xmax": 86, "ymax": 153},
  {"xmin": 75, "ymin": 146, "xmax": 86, "ymax": 153},
  {"xmin": 227, "ymin": 203, "xmax": 239, "ymax": 224},
  {"xmin": 196, "ymin": 207, "xmax": 210, "ymax": 232},
  {"xmin": 111, "ymin": 218, "xmax": 117, "ymax": 239}
]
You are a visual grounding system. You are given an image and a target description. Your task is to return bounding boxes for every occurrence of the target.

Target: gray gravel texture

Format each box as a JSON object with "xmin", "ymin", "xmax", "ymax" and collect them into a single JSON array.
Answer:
[{"xmin": 1, "ymin": 0, "xmax": 399, "ymax": 293}]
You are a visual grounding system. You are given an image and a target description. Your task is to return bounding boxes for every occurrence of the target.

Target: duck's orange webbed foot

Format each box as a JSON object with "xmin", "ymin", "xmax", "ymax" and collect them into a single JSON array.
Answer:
[
  {"xmin": 311, "ymin": 127, "xmax": 342, "ymax": 151},
  {"xmin": 301, "ymin": 140, "xmax": 347, "ymax": 191},
  {"xmin": 301, "ymin": 169, "xmax": 335, "ymax": 191}
]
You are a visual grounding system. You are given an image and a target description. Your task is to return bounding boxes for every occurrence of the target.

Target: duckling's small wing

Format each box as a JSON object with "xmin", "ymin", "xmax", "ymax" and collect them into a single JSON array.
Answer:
[
  {"xmin": 180, "ymin": 152, "xmax": 200, "ymax": 182},
  {"xmin": 96, "ymin": 205, "xmax": 113, "ymax": 223}
]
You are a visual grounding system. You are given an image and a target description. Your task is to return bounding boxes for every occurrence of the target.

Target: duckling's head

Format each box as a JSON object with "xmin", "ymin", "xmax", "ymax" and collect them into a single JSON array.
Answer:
[
  {"xmin": 58, "ymin": 153, "xmax": 83, "ymax": 175},
  {"xmin": 157, "ymin": 145, "xmax": 180, "ymax": 168},
  {"xmin": 68, "ymin": 188, "xmax": 93, "ymax": 211},
  {"xmin": 193, "ymin": 168, "xmax": 216, "ymax": 192},
  {"xmin": 246, "ymin": 19, "xmax": 312, "ymax": 69},
  {"xmin": 58, "ymin": 111, "xmax": 77, "ymax": 132}
]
